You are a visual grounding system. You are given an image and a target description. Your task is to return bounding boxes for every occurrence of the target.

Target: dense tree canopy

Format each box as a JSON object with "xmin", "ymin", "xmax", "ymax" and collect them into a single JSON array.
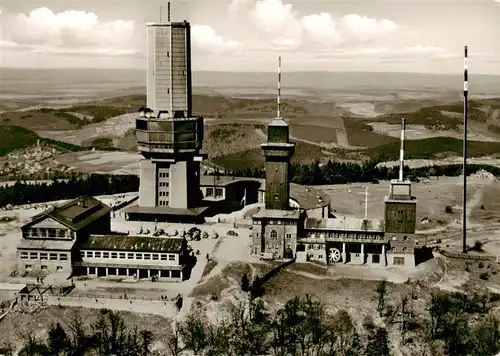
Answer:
[
  {"xmin": 216, "ymin": 161, "xmax": 500, "ymax": 186},
  {"xmin": 3, "ymin": 288, "xmax": 498, "ymax": 356},
  {"xmin": 0, "ymin": 174, "xmax": 139, "ymax": 207},
  {"xmin": 0, "ymin": 161, "xmax": 498, "ymax": 208}
]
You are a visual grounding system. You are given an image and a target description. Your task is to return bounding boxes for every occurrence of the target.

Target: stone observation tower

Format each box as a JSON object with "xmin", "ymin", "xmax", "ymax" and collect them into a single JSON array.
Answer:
[
  {"xmin": 130, "ymin": 3, "xmax": 207, "ymax": 222},
  {"xmin": 261, "ymin": 56, "xmax": 295, "ymax": 210},
  {"xmin": 251, "ymin": 57, "xmax": 300, "ymax": 260}
]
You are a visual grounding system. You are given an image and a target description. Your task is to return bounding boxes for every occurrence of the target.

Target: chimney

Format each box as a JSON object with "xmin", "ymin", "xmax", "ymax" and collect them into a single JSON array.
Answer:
[{"xmin": 77, "ymin": 198, "xmax": 86, "ymax": 208}]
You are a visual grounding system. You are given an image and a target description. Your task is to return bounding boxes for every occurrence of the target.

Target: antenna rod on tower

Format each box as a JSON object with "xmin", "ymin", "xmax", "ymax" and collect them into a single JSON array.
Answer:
[
  {"xmin": 168, "ymin": 2, "xmax": 171, "ymax": 22},
  {"xmin": 364, "ymin": 186, "xmax": 368, "ymax": 219},
  {"xmin": 463, "ymin": 45, "xmax": 468, "ymax": 254},
  {"xmin": 277, "ymin": 56, "xmax": 281, "ymax": 119},
  {"xmin": 160, "ymin": 6, "xmax": 162, "ymax": 22},
  {"xmin": 399, "ymin": 117, "xmax": 406, "ymax": 182}
]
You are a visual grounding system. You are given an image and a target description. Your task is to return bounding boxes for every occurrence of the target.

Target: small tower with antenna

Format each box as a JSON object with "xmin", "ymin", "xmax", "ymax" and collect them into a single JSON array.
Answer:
[
  {"xmin": 261, "ymin": 56, "xmax": 296, "ymax": 210},
  {"xmin": 383, "ymin": 118, "xmax": 417, "ymax": 235},
  {"xmin": 251, "ymin": 57, "xmax": 301, "ymax": 261}
]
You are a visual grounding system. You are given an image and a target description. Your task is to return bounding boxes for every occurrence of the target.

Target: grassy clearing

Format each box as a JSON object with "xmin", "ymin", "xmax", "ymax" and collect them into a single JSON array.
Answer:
[
  {"xmin": 212, "ymin": 140, "xmax": 336, "ymax": 170},
  {"xmin": 191, "ymin": 262, "xmax": 252, "ymax": 298},
  {"xmin": 289, "ymin": 124, "xmax": 338, "ymax": 143},
  {"xmin": 344, "ymin": 118, "xmax": 399, "ymax": 147},
  {"xmin": 201, "ymin": 259, "xmax": 218, "ymax": 278},
  {"xmin": 372, "ymin": 101, "xmax": 490, "ymax": 130}
]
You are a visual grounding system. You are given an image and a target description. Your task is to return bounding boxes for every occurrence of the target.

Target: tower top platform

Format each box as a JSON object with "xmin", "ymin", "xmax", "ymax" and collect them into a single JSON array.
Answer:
[
  {"xmin": 146, "ymin": 21, "xmax": 189, "ymax": 26},
  {"xmin": 268, "ymin": 118, "xmax": 288, "ymax": 126}
]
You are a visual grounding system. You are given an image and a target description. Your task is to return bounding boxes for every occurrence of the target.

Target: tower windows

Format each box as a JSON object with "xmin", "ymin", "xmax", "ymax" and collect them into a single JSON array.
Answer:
[{"xmin": 270, "ymin": 230, "xmax": 277, "ymax": 239}]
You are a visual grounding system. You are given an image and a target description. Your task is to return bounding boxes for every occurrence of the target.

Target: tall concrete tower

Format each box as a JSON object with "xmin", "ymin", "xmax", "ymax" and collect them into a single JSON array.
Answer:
[
  {"xmin": 146, "ymin": 18, "xmax": 192, "ymax": 116},
  {"xmin": 131, "ymin": 4, "xmax": 207, "ymax": 222},
  {"xmin": 261, "ymin": 56, "xmax": 295, "ymax": 210}
]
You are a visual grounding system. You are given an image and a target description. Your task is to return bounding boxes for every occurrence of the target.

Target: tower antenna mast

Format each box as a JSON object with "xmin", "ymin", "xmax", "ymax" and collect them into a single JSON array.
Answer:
[
  {"xmin": 399, "ymin": 118, "xmax": 406, "ymax": 182},
  {"xmin": 168, "ymin": 2, "xmax": 171, "ymax": 22},
  {"xmin": 277, "ymin": 56, "xmax": 281, "ymax": 119},
  {"xmin": 463, "ymin": 45, "xmax": 468, "ymax": 254},
  {"xmin": 159, "ymin": 6, "xmax": 162, "ymax": 22},
  {"xmin": 364, "ymin": 186, "xmax": 368, "ymax": 219}
]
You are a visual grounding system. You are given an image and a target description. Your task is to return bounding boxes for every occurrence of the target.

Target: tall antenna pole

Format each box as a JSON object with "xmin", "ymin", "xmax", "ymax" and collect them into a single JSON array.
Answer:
[
  {"xmin": 277, "ymin": 56, "xmax": 281, "ymax": 119},
  {"xmin": 167, "ymin": 2, "xmax": 171, "ymax": 22},
  {"xmin": 399, "ymin": 117, "xmax": 406, "ymax": 182},
  {"xmin": 364, "ymin": 186, "xmax": 368, "ymax": 219},
  {"xmin": 160, "ymin": 6, "xmax": 162, "ymax": 22},
  {"xmin": 463, "ymin": 46, "xmax": 468, "ymax": 254}
]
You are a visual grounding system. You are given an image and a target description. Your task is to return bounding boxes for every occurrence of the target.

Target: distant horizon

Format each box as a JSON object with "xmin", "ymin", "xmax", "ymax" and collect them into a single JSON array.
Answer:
[
  {"xmin": 2, "ymin": 1, "xmax": 499, "ymax": 73},
  {"xmin": 2, "ymin": 67, "xmax": 499, "ymax": 77}
]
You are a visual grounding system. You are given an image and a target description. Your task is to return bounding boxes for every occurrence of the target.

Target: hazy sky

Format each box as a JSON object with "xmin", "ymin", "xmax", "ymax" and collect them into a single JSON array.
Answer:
[{"xmin": 1, "ymin": 0, "xmax": 499, "ymax": 74}]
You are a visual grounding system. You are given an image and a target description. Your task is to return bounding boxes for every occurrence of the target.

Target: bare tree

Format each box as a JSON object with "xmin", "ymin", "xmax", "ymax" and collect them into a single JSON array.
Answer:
[
  {"xmin": 166, "ymin": 321, "xmax": 184, "ymax": 356},
  {"xmin": 178, "ymin": 312, "xmax": 209, "ymax": 354},
  {"xmin": 332, "ymin": 309, "xmax": 362, "ymax": 356},
  {"xmin": 376, "ymin": 280, "xmax": 388, "ymax": 316}
]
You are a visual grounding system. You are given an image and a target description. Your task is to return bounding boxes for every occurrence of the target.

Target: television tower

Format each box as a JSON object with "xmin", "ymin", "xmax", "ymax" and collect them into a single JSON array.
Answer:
[{"xmin": 131, "ymin": 2, "xmax": 206, "ymax": 222}]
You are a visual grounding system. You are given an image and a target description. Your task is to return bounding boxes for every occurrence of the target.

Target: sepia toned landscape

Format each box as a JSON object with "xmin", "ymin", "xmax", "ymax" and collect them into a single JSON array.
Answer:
[{"xmin": 1, "ymin": 0, "xmax": 500, "ymax": 354}]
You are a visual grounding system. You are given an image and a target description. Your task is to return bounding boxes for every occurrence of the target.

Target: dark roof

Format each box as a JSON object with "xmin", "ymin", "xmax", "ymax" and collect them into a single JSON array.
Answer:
[
  {"xmin": 80, "ymin": 234, "xmax": 186, "ymax": 253},
  {"xmin": 198, "ymin": 176, "xmax": 331, "ymax": 210},
  {"xmin": 304, "ymin": 217, "xmax": 385, "ymax": 232},
  {"xmin": 25, "ymin": 196, "xmax": 111, "ymax": 231},
  {"xmin": 252, "ymin": 209, "xmax": 301, "ymax": 219},
  {"xmin": 122, "ymin": 204, "xmax": 209, "ymax": 216},
  {"xmin": 199, "ymin": 175, "xmax": 263, "ymax": 188},
  {"xmin": 17, "ymin": 239, "xmax": 76, "ymax": 251}
]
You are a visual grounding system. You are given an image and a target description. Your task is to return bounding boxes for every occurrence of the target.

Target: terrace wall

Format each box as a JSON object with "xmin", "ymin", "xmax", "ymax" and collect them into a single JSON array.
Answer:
[{"xmin": 45, "ymin": 295, "xmax": 177, "ymax": 317}]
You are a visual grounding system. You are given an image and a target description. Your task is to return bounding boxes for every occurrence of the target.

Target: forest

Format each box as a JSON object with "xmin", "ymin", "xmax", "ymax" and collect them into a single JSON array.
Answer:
[
  {"xmin": 0, "ymin": 162, "xmax": 497, "ymax": 208},
  {"xmin": 0, "ymin": 174, "xmax": 139, "ymax": 208},
  {"xmin": 224, "ymin": 161, "xmax": 500, "ymax": 185},
  {"xmin": 2, "ymin": 282, "xmax": 499, "ymax": 356}
]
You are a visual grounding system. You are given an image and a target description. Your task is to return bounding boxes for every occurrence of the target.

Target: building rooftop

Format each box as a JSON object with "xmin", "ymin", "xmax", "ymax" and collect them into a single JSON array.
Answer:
[
  {"xmin": 26, "ymin": 196, "xmax": 112, "ymax": 231},
  {"xmin": 198, "ymin": 176, "xmax": 331, "ymax": 210},
  {"xmin": 0, "ymin": 283, "xmax": 26, "ymax": 292},
  {"xmin": 122, "ymin": 203, "xmax": 210, "ymax": 217},
  {"xmin": 252, "ymin": 208, "xmax": 301, "ymax": 219},
  {"xmin": 18, "ymin": 238, "xmax": 76, "ymax": 251},
  {"xmin": 384, "ymin": 197, "xmax": 417, "ymax": 203},
  {"xmin": 268, "ymin": 118, "xmax": 289, "ymax": 126},
  {"xmin": 305, "ymin": 217, "xmax": 385, "ymax": 232},
  {"xmin": 200, "ymin": 175, "xmax": 264, "ymax": 188},
  {"xmin": 288, "ymin": 183, "xmax": 331, "ymax": 210},
  {"xmin": 81, "ymin": 235, "xmax": 186, "ymax": 253},
  {"xmin": 146, "ymin": 21, "xmax": 189, "ymax": 26},
  {"xmin": 261, "ymin": 142, "xmax": 295, "ymax": 149}
]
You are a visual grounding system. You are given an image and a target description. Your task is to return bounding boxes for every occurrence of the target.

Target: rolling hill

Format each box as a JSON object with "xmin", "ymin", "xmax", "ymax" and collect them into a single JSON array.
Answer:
[{"xmin": 2, "ymin": 92, "xmax": 500, "ymax": 172}]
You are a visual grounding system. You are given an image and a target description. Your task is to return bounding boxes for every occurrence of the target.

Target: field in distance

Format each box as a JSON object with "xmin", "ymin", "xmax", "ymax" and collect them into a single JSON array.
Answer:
[{"xmin": 2, "ymin": 88, "xmax": 500, "ymax": 169}]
